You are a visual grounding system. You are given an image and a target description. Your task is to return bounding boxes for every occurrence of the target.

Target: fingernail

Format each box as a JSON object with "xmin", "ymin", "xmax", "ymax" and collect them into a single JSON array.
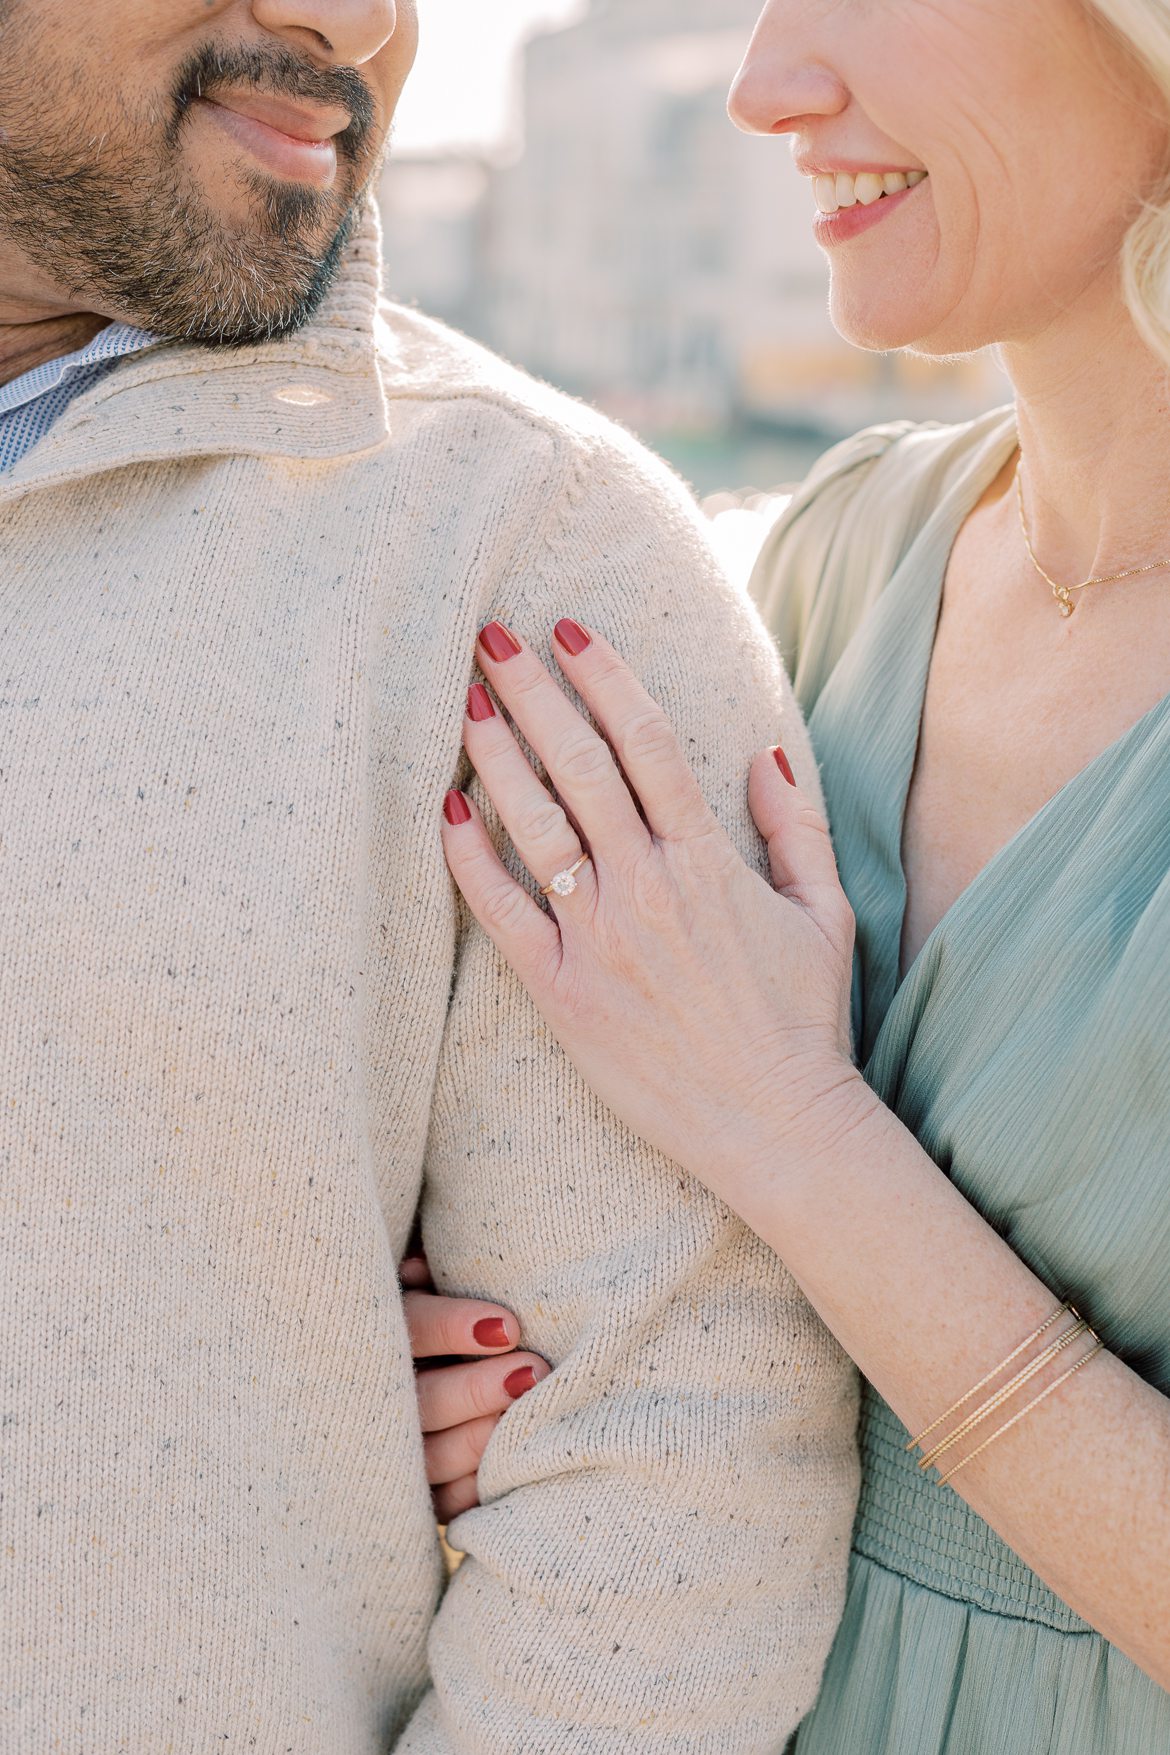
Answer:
[
  {"xmin": 774, "ymin": 747, "xmax": 796, "ymax": 787},
  {"xmin": 473, "ymin": 1316, "xmax": 512, "ymax": 1350},
  {"xmin": 554, "ymin": 618, "xmax": 592, "ymax": 657},
  {"xmin": 443, "ymin": 789, "xmax": 472, "ymax": 826},
  {"xmin": 467, "ymin": 683, "xmax": 496, "ymax": 722},
  {"xmin": 479, "ymin": 621, "xmax": 522, "ymax": 663},
  {"xmin": 504, "ymin": 1365, "xmax": 539, "ymax": 1400}
]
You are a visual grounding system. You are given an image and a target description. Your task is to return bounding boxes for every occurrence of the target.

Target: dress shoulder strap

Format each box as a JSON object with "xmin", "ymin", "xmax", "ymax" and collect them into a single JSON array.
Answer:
[{"xmin": 750, "ymin": 409, "xmax": 1016, "ymax": 716}]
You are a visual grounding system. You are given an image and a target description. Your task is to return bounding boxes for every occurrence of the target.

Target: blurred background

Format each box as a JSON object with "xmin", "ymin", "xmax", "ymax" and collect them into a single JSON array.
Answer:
[{"xmin": 381, "ymin": 0, "xmax": 1007, "ymax": 574}]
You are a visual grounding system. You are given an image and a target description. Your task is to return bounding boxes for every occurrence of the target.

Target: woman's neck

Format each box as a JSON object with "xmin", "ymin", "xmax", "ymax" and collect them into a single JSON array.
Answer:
[{"xmin": 1002, "ymin": 283, "xmax": 1170, "ymax": 580}]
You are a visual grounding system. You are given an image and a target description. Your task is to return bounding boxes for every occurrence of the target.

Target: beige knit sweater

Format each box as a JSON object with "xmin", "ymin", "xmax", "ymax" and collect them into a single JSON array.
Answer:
[{"xmin": 0, "ymin": 208, "xmax": 858, "ymax": 1754}]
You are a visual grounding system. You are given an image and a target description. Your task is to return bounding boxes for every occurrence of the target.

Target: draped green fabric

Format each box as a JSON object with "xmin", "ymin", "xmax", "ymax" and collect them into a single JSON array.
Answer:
[{"xmin": 750, "ymin": 409, "xmax": 1170, "ymax": 1754}]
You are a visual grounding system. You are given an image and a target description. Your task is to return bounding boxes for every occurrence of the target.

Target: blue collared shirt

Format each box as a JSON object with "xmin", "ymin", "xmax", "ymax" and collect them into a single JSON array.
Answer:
[{"xmin": 0, "ymin": 321, "xmax": 159, "ymax": 474}]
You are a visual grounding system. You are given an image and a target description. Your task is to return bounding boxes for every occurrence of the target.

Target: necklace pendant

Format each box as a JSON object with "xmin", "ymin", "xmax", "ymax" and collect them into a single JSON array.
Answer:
[{"xmin": 1019, "ymin": 457, "xmax": 1170, "ymax": 614}]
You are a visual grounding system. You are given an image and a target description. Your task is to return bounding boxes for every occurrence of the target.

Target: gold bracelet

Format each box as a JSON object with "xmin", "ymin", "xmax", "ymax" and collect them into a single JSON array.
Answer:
[
  {"xmin": 937, "ymin": 1340, "xmax": 1106, "ymax": 1485},
  {"xmin": 906, "ymin": 1302, "xmax": 1074, "ymax": 1454},
  {"xmin": 917, "ymin": 1319, "xmax": 1089, "ymax": 1473}
]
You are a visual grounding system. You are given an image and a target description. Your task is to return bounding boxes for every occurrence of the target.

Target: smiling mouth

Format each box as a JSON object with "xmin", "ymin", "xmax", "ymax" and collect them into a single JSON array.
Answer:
[{"xmin": 813, "ymin": 170, "xmax": 928, "ymax": 215}]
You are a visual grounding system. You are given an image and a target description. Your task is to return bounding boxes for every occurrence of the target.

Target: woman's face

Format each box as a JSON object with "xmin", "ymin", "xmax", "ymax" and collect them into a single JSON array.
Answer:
[{"xmin": 730, "ymin": 0, "xmax": 1170, "ymax": 356}]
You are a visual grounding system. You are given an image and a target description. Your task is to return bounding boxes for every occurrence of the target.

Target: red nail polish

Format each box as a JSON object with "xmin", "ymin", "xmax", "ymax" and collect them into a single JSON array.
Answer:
[
  {"xmin": 774, "ymin": 747, "xmax": 796, "ymax": 787},
  {"xmin": 554, "ymin": 618, "xmax": 592, "ymax": 657},
  {"xmin": 443, "ymin": 789, "xmax": 472, "ymax": 826},
  {"xmin": 479, "ymin": 621, "xmax": 522, "ymax": 663},
  {"xmin": 467, "ymin": 683, "xmax": 496, "ymax": 722},
  {"xmin": 473, "ymin": 1316, "xmax": 511, "ymax": 1349},
  {"xmin": 504, "ymin": 1365, "xmax": 539, "ymax": 1400}
]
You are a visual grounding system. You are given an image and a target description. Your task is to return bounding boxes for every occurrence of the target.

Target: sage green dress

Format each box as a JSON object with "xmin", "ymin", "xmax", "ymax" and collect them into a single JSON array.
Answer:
[{"xmin": 750, "ymin": 408, "xmax": 1170, "ymax": 1754}]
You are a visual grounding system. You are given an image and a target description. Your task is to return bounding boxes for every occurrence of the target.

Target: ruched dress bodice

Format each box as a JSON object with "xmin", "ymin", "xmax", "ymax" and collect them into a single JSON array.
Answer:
[{"xmin": 751, "ymin": 411, "xmax": 1170, "ymax": 1754}]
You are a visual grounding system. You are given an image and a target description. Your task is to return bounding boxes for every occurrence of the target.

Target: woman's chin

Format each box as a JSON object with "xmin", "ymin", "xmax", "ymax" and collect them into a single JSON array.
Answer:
[
  {"xmin": 827, "ymin": 285, "xmax": 984, "ymax": 361},
  {"xmin": 828, "ymin": 286, "xmax": 928, "ymax": 354}
]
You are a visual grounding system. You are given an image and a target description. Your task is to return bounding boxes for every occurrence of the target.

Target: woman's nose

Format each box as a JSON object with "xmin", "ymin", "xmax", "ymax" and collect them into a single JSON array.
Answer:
[
  {"xmin": 250, "ymin": 0, "xmax": 400, "ymax": 66},
  {"xmin": 729, "ymin": 2, "xmax": 848, "ymax": 136}
]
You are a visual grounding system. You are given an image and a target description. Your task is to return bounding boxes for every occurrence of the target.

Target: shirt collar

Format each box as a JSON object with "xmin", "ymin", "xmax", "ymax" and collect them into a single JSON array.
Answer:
[{"xmin": 0, "ymin": 321, "xmax": 159, "ymax": 417}]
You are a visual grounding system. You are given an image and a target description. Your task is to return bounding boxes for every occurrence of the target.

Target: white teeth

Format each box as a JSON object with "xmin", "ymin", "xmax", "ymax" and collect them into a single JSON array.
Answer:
[
  {"xmin": 814, "ymin": 174, "xmax": 839, "ymax": 214},
  {"xmin": 811, "ymin": 168, "xmax": 927, "ymax": 216}
]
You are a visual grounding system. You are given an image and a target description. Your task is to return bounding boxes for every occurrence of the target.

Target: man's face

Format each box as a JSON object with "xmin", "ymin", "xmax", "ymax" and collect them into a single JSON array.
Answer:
[{"xmin": 0, "ymin": 0, "xmax": 418, "ymax": 343}]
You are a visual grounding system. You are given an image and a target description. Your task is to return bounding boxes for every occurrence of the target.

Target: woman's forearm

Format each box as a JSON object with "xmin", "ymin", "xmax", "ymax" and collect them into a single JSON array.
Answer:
[
  {"xmin": 737, "ymin": 1074, "xmax": 1170, "ymax": 1688},
  {"xmin": 437, "ymin": 615, "xmax": 1170, "ymax": 1688}
]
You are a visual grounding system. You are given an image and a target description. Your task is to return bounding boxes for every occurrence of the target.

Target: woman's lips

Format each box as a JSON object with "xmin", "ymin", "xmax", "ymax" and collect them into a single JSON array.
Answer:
[
  {"xmin": 194, "ymin": 96, "xmax": 340, "ymax": 187},
  {"xmin": 813, "ymin": 182, "xmax": 920, "ymax": 245}
]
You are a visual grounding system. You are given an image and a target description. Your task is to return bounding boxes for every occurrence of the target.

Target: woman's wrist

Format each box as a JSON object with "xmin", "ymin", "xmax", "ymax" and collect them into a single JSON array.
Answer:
[
  {"xmin": 783, "ymin": 1057, "xmax": 887, "ymax": 1172},
  {"xmin": 704, "ymin": 1054, "xmax": 884, "ymax": 1241}
]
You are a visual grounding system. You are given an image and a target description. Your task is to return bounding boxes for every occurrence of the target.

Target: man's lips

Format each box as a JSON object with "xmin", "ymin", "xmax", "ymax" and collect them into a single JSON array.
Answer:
[
  {"xmin": 193, "ymin": 92, "xmax": 348, "ymax": 187},
  {"xmin": 202, "ymin": 88, "xmax": 352, "ymax": 144}
]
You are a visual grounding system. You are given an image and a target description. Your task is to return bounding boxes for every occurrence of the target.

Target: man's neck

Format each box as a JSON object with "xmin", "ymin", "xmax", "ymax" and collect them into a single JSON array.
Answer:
[{"xmin": 0, "ymin": 312, "xmax": 109, "ymax": 391}]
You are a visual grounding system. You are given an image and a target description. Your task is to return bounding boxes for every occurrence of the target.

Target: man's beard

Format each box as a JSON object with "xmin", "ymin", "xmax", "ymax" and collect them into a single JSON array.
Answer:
[{"xmin": 0, "ymin": 42, "xmax": 382, "ymax": 346}]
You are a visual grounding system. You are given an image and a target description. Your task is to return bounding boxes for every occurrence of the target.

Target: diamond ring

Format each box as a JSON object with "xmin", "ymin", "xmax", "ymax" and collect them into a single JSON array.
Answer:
[{"xmin": 539, "ymin": 853, "xmax": 592, "ymax": 899}]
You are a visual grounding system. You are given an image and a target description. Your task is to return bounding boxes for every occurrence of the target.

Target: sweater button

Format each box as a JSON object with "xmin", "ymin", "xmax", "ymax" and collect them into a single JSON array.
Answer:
[{"xmin": 273, "ymin": 384, "xmax": 332, "ymax": 407}]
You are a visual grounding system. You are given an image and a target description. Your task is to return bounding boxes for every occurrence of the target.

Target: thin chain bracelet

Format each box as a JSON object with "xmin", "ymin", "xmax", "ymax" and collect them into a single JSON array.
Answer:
[
  {"xmin": 906, "ymin": 1302, "xmax": 1074, "ymax": 1454},
  {"xmin": 937, "ymin": 1342, "xmax": 1106, "ymax": 1486},
  {"xmin": 917, "ymin": 1319, "xmax": 1091, "ymax": 1474}
]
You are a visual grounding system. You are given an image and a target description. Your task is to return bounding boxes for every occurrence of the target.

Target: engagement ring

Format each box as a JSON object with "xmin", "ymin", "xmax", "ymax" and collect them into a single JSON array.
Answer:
[{"xmin": 539, "ymin": 854, "xmax": 592, "ymax": 899}]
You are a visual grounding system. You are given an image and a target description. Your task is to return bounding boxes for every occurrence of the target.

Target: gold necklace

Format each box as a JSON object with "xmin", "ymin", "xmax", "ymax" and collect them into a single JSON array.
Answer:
[{"xmin": 1015, "ymin": 463, "xmax": 1170, "ymax": 618}]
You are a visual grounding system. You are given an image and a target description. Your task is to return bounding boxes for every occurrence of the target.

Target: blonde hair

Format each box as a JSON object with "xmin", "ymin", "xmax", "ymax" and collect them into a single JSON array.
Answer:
[{"xmin": 1090, "ymin": 0, "xmax": 1170, "ymax": 364}]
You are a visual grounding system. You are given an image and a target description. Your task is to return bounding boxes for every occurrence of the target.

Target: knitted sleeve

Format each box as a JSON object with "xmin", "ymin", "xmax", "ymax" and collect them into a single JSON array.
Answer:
[{"xmin": 396, "ymin": 415, "xmax": 860, "ymax": 1754}]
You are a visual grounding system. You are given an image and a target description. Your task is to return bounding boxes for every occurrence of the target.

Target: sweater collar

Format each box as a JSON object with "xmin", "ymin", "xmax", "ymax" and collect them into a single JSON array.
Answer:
[{"xmin": 0, "ymin": 201, "xmax": 392, "ymax": 504}]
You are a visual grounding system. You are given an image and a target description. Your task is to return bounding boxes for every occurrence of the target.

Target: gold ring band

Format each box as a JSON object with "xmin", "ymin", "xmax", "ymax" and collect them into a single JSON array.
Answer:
[{"xmin": 540, "ymin": 854, "xmax": 592, "ymax": 899}]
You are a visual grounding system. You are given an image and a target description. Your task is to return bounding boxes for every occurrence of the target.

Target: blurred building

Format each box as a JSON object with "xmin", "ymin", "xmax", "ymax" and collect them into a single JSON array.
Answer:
[
  {"xmin": 379, "ymin": 0, "xmax": 1005, "ymax": 491},
  {"xmin": 377, "ymin": 156, "xmax": 490, "ymax": 337}
]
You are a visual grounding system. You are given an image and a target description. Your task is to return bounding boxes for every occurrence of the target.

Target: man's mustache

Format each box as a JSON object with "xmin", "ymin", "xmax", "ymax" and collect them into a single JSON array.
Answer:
[{"xmin": 169, "ymin": 44, "xmax": 377, "ymax": 163}]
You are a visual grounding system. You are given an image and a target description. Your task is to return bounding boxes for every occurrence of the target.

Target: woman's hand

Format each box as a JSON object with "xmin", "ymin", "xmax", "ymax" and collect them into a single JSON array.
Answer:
[
  {"xmin": 400, "ymin": 1249, "xmax": 550, "ymax": 1522},
  {"xmin": 441, "ymin": 619, "xmax": 862, "ymax": 1219}
]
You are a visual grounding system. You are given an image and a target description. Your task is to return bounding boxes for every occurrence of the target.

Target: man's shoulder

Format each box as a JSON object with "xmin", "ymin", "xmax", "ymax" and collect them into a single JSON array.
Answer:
[
  {"xmin": 374, "ymin": 301, "xmax": 702, "ymax": 523},
  {"xmin": 374, "ymin": 299, "xmax": 619, "ymax": 444}
]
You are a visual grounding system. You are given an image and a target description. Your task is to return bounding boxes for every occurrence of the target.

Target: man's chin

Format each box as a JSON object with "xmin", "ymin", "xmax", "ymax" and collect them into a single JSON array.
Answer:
[
  {"xmin": 184, "ymin": 145, "xmax": 354, "ymax": 249},
  {"xmin": 165, "ymin": 193, "xmax": 362, "ymax": 347}
]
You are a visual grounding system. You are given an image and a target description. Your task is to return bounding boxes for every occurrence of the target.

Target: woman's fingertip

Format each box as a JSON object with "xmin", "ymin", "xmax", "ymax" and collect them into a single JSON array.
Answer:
[
  {"xmin": 467, "ymin": 683, "xmax": 496, "ymax": 722},
  {"xmin": 773, "ymin": 746, "xmax": 797, "ymax": 787},
  {"xmin": 472, "ymin": 1316, "xmax": 513, "ymax": 1350},
  {"xmin": 504, "ymin": 1365, "xmax": 539, "ymax": 1400},
  {"xmin": 479, "ymin": 620, "xmax": 522, "ymax": 663},
  {"xmin": 553, "ymin": 617, "xmax": 592, "ymax": 657},
  {"xmin": 443, "ymin": 789, "xmax": 472, "ymax": 826},
  {"xmin": 398, "ymin": 1253, "xmax": 430, "ymax": 1287}
]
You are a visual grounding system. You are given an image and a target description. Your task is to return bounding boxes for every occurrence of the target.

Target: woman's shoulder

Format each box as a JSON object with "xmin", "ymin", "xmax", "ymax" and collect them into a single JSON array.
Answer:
[{"xmin": 750, "ymin": 406, "xmax": 1016, "ymax": 711}]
